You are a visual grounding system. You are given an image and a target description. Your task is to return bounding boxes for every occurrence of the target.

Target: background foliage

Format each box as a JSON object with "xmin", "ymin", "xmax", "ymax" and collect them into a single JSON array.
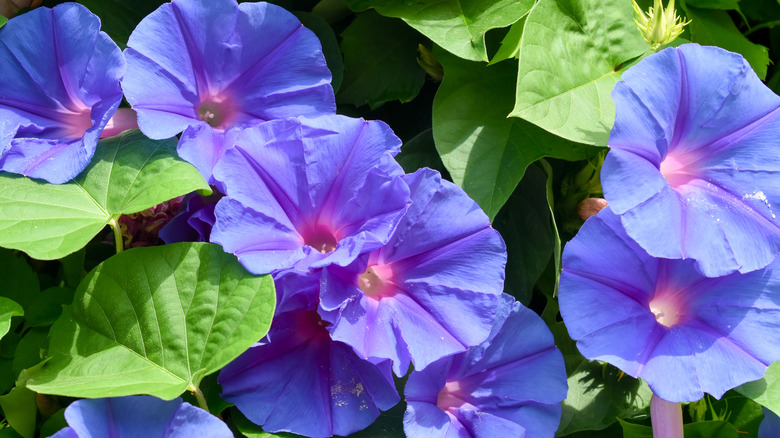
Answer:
[{"xmin": 2, "ymin": 0, "xmax": 780, "ymax": 436}]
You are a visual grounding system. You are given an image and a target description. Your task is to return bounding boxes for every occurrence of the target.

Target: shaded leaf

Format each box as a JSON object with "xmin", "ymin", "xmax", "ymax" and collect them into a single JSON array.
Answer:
[
  {"xmin": 684, "ymin": 6, "xmax": 769, "ymax": 79},
  {"xmin": 511, "ymin": 0, "xmax": 648, "ymax": 145},
  {"xmin": 0, "ymin": 298, "xmax": 22, "ymax": 342},
  {"xmin": 433, "ymin": 48, "xmax": 594, "ymax": 220},
  {"xmin": 558, "ymin": 360, "xmax": 652, "ymax": 435},
  {"xmin": 0, "ymin": 130, "xmax": 209, "ymax": 260},
  {"xmin": 27, "ymin": 243, "xmax": 275, "ymax": 400},
  {"xmin": 338, "ymin": 11, "xmax": 425, "ymax": 108}
]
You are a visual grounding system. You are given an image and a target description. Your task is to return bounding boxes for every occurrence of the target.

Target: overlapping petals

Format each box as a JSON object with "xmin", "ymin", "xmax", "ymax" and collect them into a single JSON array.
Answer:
[
  {"xmin": 403, "ymin": 295, "xmax": 567, "ymax": 438},
  {"xmin": 211, "ymin": 115, "xmax": 410, "ymax": 275},
  {"xmin": 560, "ymin": 207, "xmax": 780, "ymax": 402},
  {"xmin": 0, "ymin": 3, "xmax": 125, "ymax": 183},
  {"xmin": 159, "ymin": 191, "xmax": 221, "ymax": 244},
  {"xmin": 122, "ymin": 0, "xmax": 335, "ymax": 182},
  {"xmin": 603, "ymin": 43, "xmax": 780, "ymax": 277},
  {"xmin": 51, "ymin": 396, "xmax": 231, "ymax": 437},
  {"xmin": 219, "ymin": 270, "xmax": 400, "ymax": 438},
  {"xmin": 320, "ymin": 168, "xmax": 506, "ymax": 375}
]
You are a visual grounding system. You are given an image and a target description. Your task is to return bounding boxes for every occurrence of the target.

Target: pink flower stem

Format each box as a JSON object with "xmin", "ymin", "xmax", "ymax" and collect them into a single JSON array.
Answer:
[{"xmin": 651, "ymin": 394, "xmax": 683, "ymax": 438}]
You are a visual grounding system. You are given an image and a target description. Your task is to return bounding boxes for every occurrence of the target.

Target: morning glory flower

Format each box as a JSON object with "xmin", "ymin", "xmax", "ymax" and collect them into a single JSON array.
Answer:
[
  {"xmin": 603, "ymin": 43, "xmax": 780, "ymax": 277},
  {"xmin": 760, "ymin": 408, "xmax": 780, "ymax": 438},
  {"xmin": 403, "ymin": 295, "xmax": 567, "ymax": 438},
  {"xmin": 210, "ymin": 115, "xmax": 410, "ymax": 275},
  {"xmin": 219, "ymin": 270, "xmax": 400, "ymax": 438},
  {"xmin": 50, "ymin": 396, "xmax": 232, "ymax": 437},
  {"xmin": 559, "ymin": 207, "xmax": 780, "ymax": 402},
  {"xmin": 122, "ymin": 0, "xmax": 336, "ymax": 182},
  {"xmin": 320, "ymin": 168, "xmax": 506, "ymax": 376},
  {"xmin": 0, "ymin": 3, "xmax": 125, "ymax": 184},
  {"xmin": 159, "ymin": 191, "xmax": 222, "ymax": 244}
]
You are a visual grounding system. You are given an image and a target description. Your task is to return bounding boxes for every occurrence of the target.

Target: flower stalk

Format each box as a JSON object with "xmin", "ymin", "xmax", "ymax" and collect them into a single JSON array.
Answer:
[{"xmin": 651, "ymin": 394, "xmax": 683, "ymax": 438}]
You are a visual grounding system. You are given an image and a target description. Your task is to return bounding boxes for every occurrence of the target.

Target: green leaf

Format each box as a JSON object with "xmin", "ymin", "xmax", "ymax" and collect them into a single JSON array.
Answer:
[
  {"xmin": 294, "ymin": 12, "xmax": 344, "ymax": 93},
  {"xmin": 0, "ymin": 130, "xmax": 209, "ymax": 260},
  {"xmin": 433, "ymin": 49, "xmax": 595, "ymax": 220},
  {"xmin": 492, "ymin": 165, "xmax": 554, "ymax": 305},
  {"xmin": 684, "ymin": 0, "xmax": 740, "ymax": 10},
  {"xmin": 23, "ymin": 287, "xmax": 74, "ymax": 329},
  {"xmin": 489, "ymin": 15, "xmax": 526, "ymax": 65},
  {"xmin": 395, "ymin": 129, "xmax": 450, "ymax": 178},
  {"xmin": 0, "ymin": 386, "xmax": 35, "ymax": 438},
  {"xmin": 684, "ymin": 421, "xmax": 740, "ymax": 438},
  {"xmin": 558, "ymin": 360, "xmax": 652, "ymax": 435},
  {"xmin": 338, "ymin": 11, "xmax": 425, "ymax": 108},
  {"xmin": 11, "ymin": 328, "xmax": 47, "ymax": 376},
  {"xmin": 0, "ymin": 15, "xmax": 7, "ymax": 29},
  {"xmin": 0, "ymin": 298, "xmax": 22, "ymax": 342},
  {"xmin": 27, "ymin": 242, "xmax": 276, "ymax": 400},
  {"xmin": 617, "ymin": 419, "xmax": 653, "ymax": 438},
  {"xmin": 736, "ymin": 361, "xmax": 780, "ymax": 416},
  {"xmin": 511, "ymin": 0, "xmax": 649, "ymax": 145},
  {"xmin": 0, "ymin": 250, "xmax": 39, "ymax": 313},
  {"xmin": 345, "ymin": 0, "xmax": 534, "ymax": 61},
  {"xmin": 684, "ymin": 6, "xmax": 769, "ymax": 80}
]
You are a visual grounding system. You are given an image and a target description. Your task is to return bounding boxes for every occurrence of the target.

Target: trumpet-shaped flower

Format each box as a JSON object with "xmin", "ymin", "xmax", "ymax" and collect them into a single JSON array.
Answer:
[
  {"xmin": 219, "ymin": 270, "xmax": 400, "ymax": 438},
  {"xmin": 0, "ymin": 3, "xmax": 125, "ymax": 183},
  {"xmin": 210, "ymin": 115, "xmax": 410, "ymax": 275},
  {"xmin": 403, "ymin": 295, "xmax": 567, "ymax": 438},
  {"xmin": 320, "ymin": 168, "xmax": 506, "ymax": 376},
  {"xmin": 122, "ymin": 0, "xmax": 335, "ymax": 182},
  {"xmin": 603, "ymin": 43, "xmax": 780, "ymax": 277},
  {"xmin": 51, "ymin": 396, "xmax": 232, "ymax": 437},
  {"xmin": 559, "ymin": 207, "xmax": 780, "ymax": 402}
]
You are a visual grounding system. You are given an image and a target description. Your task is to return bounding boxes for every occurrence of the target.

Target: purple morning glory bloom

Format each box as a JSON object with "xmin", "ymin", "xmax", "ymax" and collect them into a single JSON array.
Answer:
[
  {"xmin": 760, "ymin": 408, "xmax": 780, "ymax": 438},
  {"xmin": 403, "ymin": 295, "xmax": 567, "ymax": 438},
  {"xmin": 559, "ymin": 207, "xmax": 780, "ymax": 402},
  {"xmin": 210, "ymin": 115, "xmax": 410, "ymax": 276},
  {"xmin": 50, "ymin": 396, "xmax": 231, "ymax": 437},
  {"xmin": 319, "ymin": 168, "xmax": 506, "ymax": 376},
  {"xmin": 0, "ymin": 3, "xmax": 125, "ymax": 184},
  {"xmin": 159, "ymin": 191, "xmax": 222, "ymax": 244},
  {"xmin": 219, "ymin": 270, "xmax": 400, "ymax": 438},
  {"xmin": 122, "ymin": 0, "xmax": 336, "ymax": 182},
  {"xmin": 603, "ymin": 43, "xmax": 780, "ymax": 277}
]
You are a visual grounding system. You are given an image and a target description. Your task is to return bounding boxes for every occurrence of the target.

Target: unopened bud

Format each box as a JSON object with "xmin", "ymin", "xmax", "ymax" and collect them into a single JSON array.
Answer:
[
  {"xmin": 632, "ymin": 0, "xmax": 690, "ymax": 51},
  {"xmin": 578, "ymin": 198, "xmax": 608, "ymax": 221}
]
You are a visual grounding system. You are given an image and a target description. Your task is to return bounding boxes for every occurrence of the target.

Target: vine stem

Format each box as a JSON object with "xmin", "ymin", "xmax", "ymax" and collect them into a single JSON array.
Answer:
[
  {"xmin": 107, "ymin": 217, "xmax": 123, "ymax": 254},
  {"xmin": 189, "ymin": 384, "xmax": 210, "ymax": 413},
  {"xmin": 651, "ymin": 394, "xmax": 683, "ymax": 438}
]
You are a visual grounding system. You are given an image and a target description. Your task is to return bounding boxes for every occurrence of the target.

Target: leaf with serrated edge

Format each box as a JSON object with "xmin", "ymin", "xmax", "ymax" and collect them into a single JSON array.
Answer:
[
  {"xmin": 27, "ymin": 243, "xmax": 276, "ymax": 399},
  {"xmin": 0, "ymin": 130, "xmax": 209, "ymax": 260},
  {"xmin": 511, "ymin": 0, "xmax": 648, "ymax": 145}
]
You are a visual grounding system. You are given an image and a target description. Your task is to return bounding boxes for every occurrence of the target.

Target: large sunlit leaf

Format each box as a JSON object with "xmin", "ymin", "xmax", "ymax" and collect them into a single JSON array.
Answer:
[
  {"xmin": 736, "ymin": 361, "xmax": 780, "ymax": 417},
  {"xmin": 510, "ymin": 0, "xmax": 648, "ymax": 145},
  {"xmin": 337, "ymin": 11, "xmax": 425, "ymax": 108},
  {"xmin": 433, "ymin": 48, "xmax": 594, "ymax": 220},
  {"xmin": 0, "ymin": 130, "xmax": 209, "ymax": 260},
  {"xmin": 27, "ymin": 243, "xmax": 276, "ymax": 399},
  {"xmin": 345, "ymin": 0, "xmax": 534, "ymax": 61}
]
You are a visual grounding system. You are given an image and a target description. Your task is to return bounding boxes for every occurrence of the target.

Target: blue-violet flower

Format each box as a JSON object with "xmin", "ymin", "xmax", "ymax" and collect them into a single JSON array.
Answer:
[
  {"xmin": 603, "ymin": 43, "xmax": 780, "ymax": 277},
  {"xmin": 320, "ymin": 168, "xmax": 506, "ymax": 376},
  {"xmin": 559, "ymin": 207, "xmax": 780, "ymax": 402},
  {"xmin": 50, "ymin": 396, "xmax": 232, "ymax": 437},
  {"xmin": 122, "ymin": 0, "xmax": 336, "ymax": 182},
  {"xmin": 210, "ymin": 115, "xmax": 410, "ymax": 275},
  {"xmin": 0, "ymin": 3, "xmax": 125, "ymax": 183},
  {"xmin": 403, "ymin": 295, "xmax": 567, "ymax": 438}
]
